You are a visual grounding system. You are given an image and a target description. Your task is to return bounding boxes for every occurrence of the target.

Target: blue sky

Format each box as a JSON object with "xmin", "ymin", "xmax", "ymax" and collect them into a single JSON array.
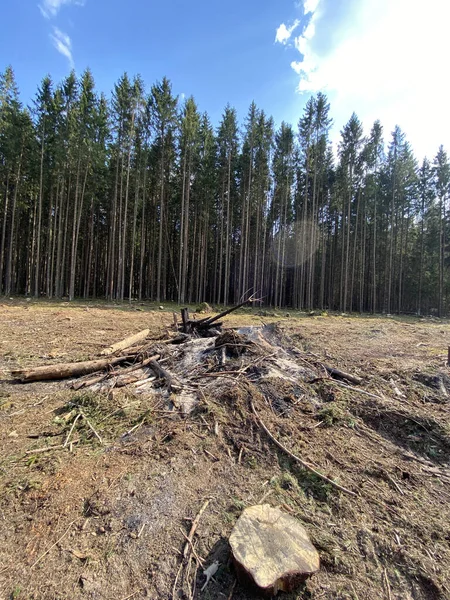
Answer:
[{"xmin": 1, "ymin": 0, "xmax": 449, "ymax": 160}]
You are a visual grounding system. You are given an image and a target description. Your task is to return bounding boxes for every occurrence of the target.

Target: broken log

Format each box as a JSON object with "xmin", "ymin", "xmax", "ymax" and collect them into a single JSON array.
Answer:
[
  {"xmin": 181, "ymin": 308, "xmax": 190, "ymax": 334},
  {"xmin": 100, "ymin": 329, "xmax": 150, "ymax": 356},
  {"xmin": 12, "ymin": 355, "xmax": 134, "ymax": 383},
  {"xmin": 148, "ymin": 359, "xmax": 174, "ymax": 390},
  {"xmin": 72, "ymin": 373, "xmax": 108, "ymax": 390},
  {"xmin": 110, "ymin": 354, "xmax": 161, "ymax": 376},
  {"xmin": 323, "ymin": 364, "xmax": 362, "ymax": 386}
]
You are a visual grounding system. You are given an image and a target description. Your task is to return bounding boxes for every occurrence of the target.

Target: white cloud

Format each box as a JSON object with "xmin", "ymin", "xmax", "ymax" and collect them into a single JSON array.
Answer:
[
  {"xmin": 275, "ymin": 20, "xmax": 300, "ymax": 45},
  {"xmin": 39, "ymin": 0, "xmax": 84, "ymax": 19},
  {"xmin": 286, "ymin": 0, "xmax": 450, "ymax": 159},
  {"xmin": 303, "ymin": 0, "xmax": 320, "ymax": 14},
  {"xmin": 50, "ymin": 27, "xmax": 74, "ymax": 68}
]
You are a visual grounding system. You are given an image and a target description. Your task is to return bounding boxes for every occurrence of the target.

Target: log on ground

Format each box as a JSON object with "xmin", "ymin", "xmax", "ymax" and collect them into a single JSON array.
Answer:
[
  {"xmin": 100, "ymin": 329, "xmax": 150, "ymax": 356},
  {"xmin": 12, "ymin": 355, "xmax": 133, "ymax": 383}
]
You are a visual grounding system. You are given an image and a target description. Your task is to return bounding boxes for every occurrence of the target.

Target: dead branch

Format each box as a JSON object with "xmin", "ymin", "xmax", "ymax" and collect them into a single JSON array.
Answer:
[
  {"xmin": 63, "ymin": 413, "xmax": 82, "ymax": 447},
  {"xmin": 180, "ymin": 529, "xmax": 205, "ymax": 566},
  {"xmin": 100, "ymin": 329, "xmax": 150, "ymax": 356},
  {"xmin": 80, "ymin": 411, "xmax": 103, "ymax": 444},
  {"xmin": 111, "ymin": 354, "xmax": 161, "ymax": 376},
  {"xmin": 149, "ymin": 359, "xmax": 174, "ymax": 390},
  {"xmin": 72, "ymin": 373, "xmax": 108, "ymax": 390},
  {"xmin": 30, "ymin": 519, "xmax": 79, "ymax": 568},
  {"xmin": 322, "ymin": 364, "xmax": 363, "ymax": 386},
  {"xmin": 12, "ymin": 355, "xmax": 134, "ymax": 383},
  {"xmin": 194, "ymin": 293, "xmax": 261, "ymax": 328},
  {"xmin": 251, "ymin": 401, "xmax": 357, "ymax": 497},
  {"xmin": 182, "ymin": 499, "xmax": 211, "ymax": 559},
  {"xmin": 330, "ymin": 380, "xmax": 383, "ymax": 400},
  {"xmin": 25, "ymin": 442, "xmax": 80, "ymax": 454}
]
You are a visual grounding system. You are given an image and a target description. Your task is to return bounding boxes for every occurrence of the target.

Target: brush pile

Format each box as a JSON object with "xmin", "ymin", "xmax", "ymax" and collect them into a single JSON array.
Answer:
[{"xmin": 11, "ymin": 297, "xmax": 268, "ymax": 396}]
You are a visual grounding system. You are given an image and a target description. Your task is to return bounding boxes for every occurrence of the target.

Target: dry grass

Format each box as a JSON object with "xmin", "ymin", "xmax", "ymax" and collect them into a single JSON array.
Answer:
[{"xmin": 0, "ymin": 299, "xmax": 450, "ymax": 600}]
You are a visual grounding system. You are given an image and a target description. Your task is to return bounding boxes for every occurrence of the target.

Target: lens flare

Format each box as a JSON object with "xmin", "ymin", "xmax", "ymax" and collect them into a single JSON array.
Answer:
[{"xmin": 271, "ymin": 220, "xmax": 320, "ymax": 268}]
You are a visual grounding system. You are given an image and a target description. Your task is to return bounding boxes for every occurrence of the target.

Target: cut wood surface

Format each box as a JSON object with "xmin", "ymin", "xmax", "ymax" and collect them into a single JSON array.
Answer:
[
  {"xmin": 100, "ymin": 329, "xmax": 150, "ymax": 356},
  {"xmin": 12, "ymin": 355, "xmax": 133, "ymax": 382},
  {"xmin": 230, "ymin": 504, "xmax": 320, "ymax": 595}
]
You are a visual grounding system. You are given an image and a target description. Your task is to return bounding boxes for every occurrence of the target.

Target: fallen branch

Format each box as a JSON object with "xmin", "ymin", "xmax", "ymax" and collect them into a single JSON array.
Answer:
[
  {"xmin": 26, "ymin": 443, "xmax": 66, "ymax": 454},
  {"xmin": 183, "ymin": 499, "xmax": 211, "ymax": 558},
  {"xmin": 12, "ymin": 355, "xmax": 134, "ymax": 383},
  {"xmin": 72, "ymin": 373, "xmax": 108, "ymax": 390},
  {"xmin": 180, "ymin": 529, "xmax": 205, "ymax": 566},
  {"xmin": 63, "ymin": 413, "xmax": 82, "ymax": 447},
  {"xmin": 100, "ymin": 329, "xmax": 150, "ymax": 356},
  {"xmin": 195, "ymin": 293, "xmax": 261, "ymax": 329},
  {"xmin": 330, "ymin": 381, "xmax": 384, "ymax": 400},
  {"xmin": 30, "ymin": 519, "xmax": 79, "ymax": 568},
  {"xmin": 80, "ymin": 411, "xmax": 103, "ymax": 444},
  {"xmin": 111, "ymin": 353, "xmax": 161, "ymax": 376},
  {"xmin": 149, "ymin": 359, "xmax": 174, "ymax": 391},
  {"xmin": 251, "ymin": 401, "xmax": 357, "ymax": 496},
  {"xmin": 322, "ymin": 364, "xmax": 363, "ymax": 386}
]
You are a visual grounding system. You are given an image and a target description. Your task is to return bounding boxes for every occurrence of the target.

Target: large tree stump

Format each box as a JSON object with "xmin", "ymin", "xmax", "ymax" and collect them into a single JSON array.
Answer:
[{"xmin": 229, "ymin": 504, "xmax": 320, "ymax": 596}]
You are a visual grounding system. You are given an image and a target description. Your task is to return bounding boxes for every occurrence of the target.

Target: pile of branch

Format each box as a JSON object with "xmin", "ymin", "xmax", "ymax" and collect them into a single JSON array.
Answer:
[
  {"xmin": 177, "ymin": 294, "xmax": 260, "ymax": 336},
  {"xmin": 11, "ymin": 297, "xmax": 260, "ymax": 388}
]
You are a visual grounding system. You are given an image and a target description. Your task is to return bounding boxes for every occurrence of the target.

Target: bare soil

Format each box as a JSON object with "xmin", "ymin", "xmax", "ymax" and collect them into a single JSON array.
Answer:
[{"xmin": 1, "ymin": 299, "xmax": 450, "ymax": 600}]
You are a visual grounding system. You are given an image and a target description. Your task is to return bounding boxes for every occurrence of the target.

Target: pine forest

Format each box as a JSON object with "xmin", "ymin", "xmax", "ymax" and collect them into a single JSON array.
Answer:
[{"xmin": 1, "ymin": 66, "xmax": 449, "ymax": 315}]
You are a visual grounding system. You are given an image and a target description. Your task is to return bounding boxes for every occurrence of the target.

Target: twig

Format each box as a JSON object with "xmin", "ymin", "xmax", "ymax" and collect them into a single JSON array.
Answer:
[
  {"xmin": 134, "ymin": 376, "xmax": 156, "ymax": 388},
  {"xmin": 30, "ymin": 519, "xmax": 78, "ymax": 568},
  {"xmin": 331, "ymin": 381, "xmax": 385, "ymax": 400},
  {"xmin": 349, "ymin": 582, "xmax": 360, "ymax": 600},
  {"xmin": 63, "ymin": 413, "xmax": 81, "ymax": 448},
  {"xmin": 137, "ymin": 522, "xmax": 146, "ymax": 538},
  {"xmin": 125, "ymin": 420, "xmax": 144, "ymax": 436},
  {"xmin": 385, "ymin": 473, "xmax": 404, "ymax": 496},
  {"xmin": 25, "ymin": 444, "xmax": 64, "ymax": 454},
  {"xmin": 383, "ymin": 567, "xmax": 392, "ymax": 600},
  {"xmin": 111, "ymin": 353, "xmax": 161, "ymax": 376},
  {"xmin": 183, "ymin": 499, "xmax": 211, "ymax": 558},
  {"xmin": 322, "ymin": 364, "xmax": 363, "ymax": 385},
  {"xmin": 121, "ymin": 592, "xmax": 140, "ymax": 600},
  {"xmin": 191, "ymin": 559, "xmax": 199, "ymax": 600},
  {"xmin": 227, "ymin": 578, "xmax": 237, "ymax": 600},
  {"xmin": 172, "ymin": 562, "xmax": 183, "ymax": 600},
  {"xmin": 180, "ymin": 529, "xmax": 205, "ymax": 566},
  {"xmin": 258, "ymin": 488, "xmax": 273, "ymax": 504},
  {"xmin": 204, "ymin": 448, "xmax": 219, "ymax": 462},
  {"xmin": 25, "ymin": 440, "xmax": 80, "ymax": 454},
  {"xmin": 80, "ymin": 412, "xmax": 103, "ymax": 444},
  {"xmin": 251, "ymin": 401, "xmax": 357, "ymax": 497}
]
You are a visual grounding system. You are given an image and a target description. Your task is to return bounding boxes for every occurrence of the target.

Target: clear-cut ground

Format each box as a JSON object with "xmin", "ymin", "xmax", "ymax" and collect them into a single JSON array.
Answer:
[{"xmin": 0, "ymin": 299, "xmax": 449, "ymax": 600}]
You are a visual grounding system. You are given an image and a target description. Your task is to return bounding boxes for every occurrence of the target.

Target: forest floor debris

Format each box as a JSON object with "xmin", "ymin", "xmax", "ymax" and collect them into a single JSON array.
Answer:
[{"xmin": 0, "ymin": 299, "xmax": 450, "ymax": 599}]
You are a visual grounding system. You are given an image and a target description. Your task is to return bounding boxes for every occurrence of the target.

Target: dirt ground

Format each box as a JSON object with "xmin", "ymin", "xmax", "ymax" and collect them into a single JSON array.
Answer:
[{"xmin": 1, "ymin": 299, "xmax": 450, "ymax": 600}]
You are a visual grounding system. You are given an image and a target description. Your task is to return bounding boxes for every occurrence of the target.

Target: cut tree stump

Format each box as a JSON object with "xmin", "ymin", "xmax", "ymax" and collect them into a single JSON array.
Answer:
[{"xmin": 229, "ymin": 504, "xmax": 320, "ymax": 597}]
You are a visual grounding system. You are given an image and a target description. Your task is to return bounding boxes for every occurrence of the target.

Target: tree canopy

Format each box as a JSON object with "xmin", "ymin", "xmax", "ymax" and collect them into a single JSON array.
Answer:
[{"xmin": 0, "ymin": 66, "xmax": 448, "ymax": 314}]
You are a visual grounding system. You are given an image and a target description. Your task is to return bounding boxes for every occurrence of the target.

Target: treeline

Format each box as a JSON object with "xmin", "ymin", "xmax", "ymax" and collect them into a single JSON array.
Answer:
[{"xmin": 0, "ymin": 66, "xmax": 449, "ymax": 313}]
